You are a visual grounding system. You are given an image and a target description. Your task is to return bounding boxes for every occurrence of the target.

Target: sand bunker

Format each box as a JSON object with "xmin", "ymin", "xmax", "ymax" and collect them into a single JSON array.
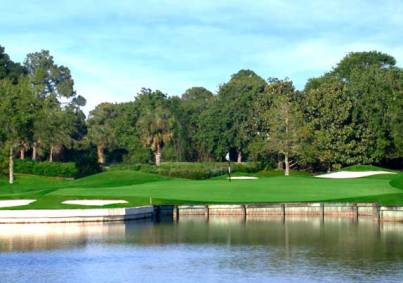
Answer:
[
  {"xmin": 62, "ymin": 200, "xmax": 128, "ymax": 206},
  {"xmin": 228, "ymin": 176, "xmax": 258, "ymax": 180},
  {"xmin": 316, "ymin": 171, "xmax": 396, "ymax": 179},
  {"xmin": 0, "ymin": 200, "xmax": 36, "ymax": 208}
]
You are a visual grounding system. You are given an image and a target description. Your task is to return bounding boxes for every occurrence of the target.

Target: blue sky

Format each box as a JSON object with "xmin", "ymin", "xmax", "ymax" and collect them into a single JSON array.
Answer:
[{"xmin": 1, "ymin": 0, "xmax": 402, "ymax": 113}]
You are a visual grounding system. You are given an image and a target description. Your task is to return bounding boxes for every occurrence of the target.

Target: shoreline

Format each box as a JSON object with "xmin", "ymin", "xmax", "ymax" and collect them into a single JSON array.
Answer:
[{"xmin": 0, "ymin": 203, "xmax": 403, "ymax": 224}]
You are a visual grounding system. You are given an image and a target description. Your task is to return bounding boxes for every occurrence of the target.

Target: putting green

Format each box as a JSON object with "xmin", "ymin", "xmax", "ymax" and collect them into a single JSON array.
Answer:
[{"xmin": 0, "ymin": 169, "xmax": 402, "ymax": 209}]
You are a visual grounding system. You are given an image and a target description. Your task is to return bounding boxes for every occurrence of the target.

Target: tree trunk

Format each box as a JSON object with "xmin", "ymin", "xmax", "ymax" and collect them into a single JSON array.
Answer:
[
  {"xmin": 20, "ymin": 148, "xmax": 25, "ymax": 160},
  {"xmin": 9, "ymin": 147, "xmax": 14, "ymax": 184},
  {"xmin": 277, "ymin": 153, "xmax": 283, "ymax": 170},
  {"xmin": 237, "ymin": 151, "xmax": 242, "ymax": 163},
  {"xmin": 155, "ymin": 143, "xmax": 161, "ymax": 166},
  {"xmin": 32, "ymin": 143, "xmax": 37, "ymax": 160},
  {"xmin": 97, "ymin": 145, "xmax": 105, "ymax": 165},
  {"xmin": 49, "ymin": 145, "xmax": 54, "ymax": 162},
  {"xmin": 284, "ymin": 113, "xmax": 290, "ymax": 176}
]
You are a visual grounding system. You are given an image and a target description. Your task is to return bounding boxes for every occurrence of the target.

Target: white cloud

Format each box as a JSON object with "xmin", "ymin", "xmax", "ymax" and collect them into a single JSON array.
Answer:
[{"xmin": 1, "ymin": 0, "xmax": 403, "ymax": 113}]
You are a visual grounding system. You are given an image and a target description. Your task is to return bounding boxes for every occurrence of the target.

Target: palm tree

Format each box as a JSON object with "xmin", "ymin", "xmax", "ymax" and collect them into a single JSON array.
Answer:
[
  {"xmin": 137, "ymin": 106, "xmax": 175, "ymax": 166},
  {"xmin": 87, "ymin": 103, "xmax": 117, "ymax": 165}
]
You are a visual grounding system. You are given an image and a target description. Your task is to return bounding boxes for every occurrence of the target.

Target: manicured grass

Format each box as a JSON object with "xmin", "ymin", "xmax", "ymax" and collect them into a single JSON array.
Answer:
[{"xmin": 0, "ymin": 169, "xmax": 402, "ymax": 209}]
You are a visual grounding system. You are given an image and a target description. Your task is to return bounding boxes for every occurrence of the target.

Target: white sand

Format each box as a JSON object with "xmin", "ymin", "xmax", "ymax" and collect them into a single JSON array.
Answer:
[
  {"xmin": 62, "ymin": 200, "xmax": 128, "ymax": 206},
  {"xmin": 0, "ymin": 200, "xmax": 36, "ymax": 208},
  {"xmin": 316, "ymin": 171, "xmax": 396, "ymax": 179},
  {"xmin": 228, "ymin": 176, "xmax": 258, "ymax": 180}
]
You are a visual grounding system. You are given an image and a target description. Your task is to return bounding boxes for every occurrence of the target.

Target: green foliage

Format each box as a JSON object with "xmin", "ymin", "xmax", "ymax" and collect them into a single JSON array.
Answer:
[
  {"xmin": 87, "ymin": 102, "xmax": 119, "ymax": 149},
  {"xmin": 72, "ymin": 151, "xmax": 101, "ymax": 178},
  {"xmin": 24, "ymin": 50, "xmax": 76, "ymax": 98},
  {"xmin": 197, "ymin": 70, "xmax": 267, "ymax": 161},
  {"xmin": 0, "ymin": 155, "xmax": 7, "ymax": 175},
  {"xmin": 342, "ymin": 165, "xmax": 394, "ymax": 172},
  {"xmin": 0, "ymin": 42, "xmax": 402, "ymax": 175},
  {"xmin": 14, "ymin": 159, "xmax": 78, "ymax": 178},
  {"xmin": 303, "ymin": 51, "xmax": 403, "ymax": 169},
  {"xmin": 0, "ymin": 45, "xmax": 25, "ymax": 83},
  {"xmin": 256, "ymin": 169, "xmax": 312, "ymax": 177},
  {"xmin": 111, "ymin": 162, "xmax": 262, "ymax": 180},
  {"xmin": 135, "ymin": 89, "xmax": 176, "ymax": 164},
  {"xmin": 304, "ymin": 76, "xmax": 356, "ymax": 168},
  {"xmin": 180, "ymin": 87, "xmax": 215, "ymax": 161},
  {"xmin": 333, "ymin": 51, "xmax": 396, "ymax": 80}
]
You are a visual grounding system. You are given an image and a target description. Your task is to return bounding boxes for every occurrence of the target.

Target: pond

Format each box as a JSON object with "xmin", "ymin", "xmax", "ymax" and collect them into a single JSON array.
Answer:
[{"xmin": 0, "ymin": 216, "xmax": 402, "ymax": 283}]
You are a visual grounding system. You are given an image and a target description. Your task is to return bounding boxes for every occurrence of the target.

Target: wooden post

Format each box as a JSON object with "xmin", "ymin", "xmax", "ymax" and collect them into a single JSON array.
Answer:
[
  {"xmin": 321, "ymin": 203, "xmax": 325, "ymax": 223},
  {"xmin": 373, "ymin": 203, "xmax": 380, "ymax": 223},
  {"xmin": 354, "ymin": 203, "xmax": 359, "ymax": 222},
  {"xmin": 282, "ymin": 203, "xmax": 286, "ymax": 223},
  {"xmin": 174, "ymin": 205, "xmax": 179, "ymax": 222}
]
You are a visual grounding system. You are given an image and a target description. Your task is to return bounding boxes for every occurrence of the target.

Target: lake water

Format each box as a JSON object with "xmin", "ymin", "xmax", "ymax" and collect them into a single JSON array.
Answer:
[{"xmin": 0, "ymin": 216, "xmax": 402, "ymax": 283}]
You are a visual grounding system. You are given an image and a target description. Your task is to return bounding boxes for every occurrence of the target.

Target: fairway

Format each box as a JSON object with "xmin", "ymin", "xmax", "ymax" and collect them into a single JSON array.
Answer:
[{"xmin": 0, "ymin": 169, "xmax": 402, "ymax": 209}]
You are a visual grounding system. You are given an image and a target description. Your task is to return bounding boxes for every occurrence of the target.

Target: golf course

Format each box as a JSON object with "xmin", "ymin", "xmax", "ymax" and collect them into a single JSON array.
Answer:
[{"xmin": 0, "ymin": 165, "xmax": 402, "ymax": 209}]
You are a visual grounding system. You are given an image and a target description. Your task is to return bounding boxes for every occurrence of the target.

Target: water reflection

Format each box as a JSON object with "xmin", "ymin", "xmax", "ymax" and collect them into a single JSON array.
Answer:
[
  {"xmin": 0, "ymin": 216, "xmax": 403, "ymax": 253},
  {"xmin": 0, "ymin": 222, "xmax": 128, "ymax": 252},
  {"xmin": 0, "ymin": 216, "xmax": 402, "ymax": 283}
]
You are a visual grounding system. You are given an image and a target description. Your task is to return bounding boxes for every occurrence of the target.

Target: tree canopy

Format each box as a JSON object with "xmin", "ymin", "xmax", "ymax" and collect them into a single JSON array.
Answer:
[{"xmin": 0, "ymin": 45, "xmax": 402, "ymax": 178}]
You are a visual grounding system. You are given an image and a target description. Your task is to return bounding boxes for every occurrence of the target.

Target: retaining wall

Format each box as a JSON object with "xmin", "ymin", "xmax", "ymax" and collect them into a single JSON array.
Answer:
[
  {"xmin": 173, "ymin": 203, "xmax": 403, "ymax": 222},
  {"xmin": 1, "ymin": 203, "xmax": 403, "ymax": 224},
  {"xmin": 0, "ymin": 206, "xmax": 154, "ymax": 224}
]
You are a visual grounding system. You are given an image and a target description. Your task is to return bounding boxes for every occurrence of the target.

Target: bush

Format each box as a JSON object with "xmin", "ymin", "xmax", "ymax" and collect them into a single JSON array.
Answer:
[
  {"xmin": 0, "ymin": 155, "xmax": 7, "ymax": 175},
  {"xmin": 67, "ymin": 148, "xmax": 101, "ymax": 178},
  {"xmin": 14, "ymin": 159, "xmax": 78, "ymax": 178},
  {"xmin": 342, "ymin": 165, "xmax": 394, "ymax": 172},
  {"xmin": 110, "ymin": 162, "xmax": 262, "ymax": 180}
]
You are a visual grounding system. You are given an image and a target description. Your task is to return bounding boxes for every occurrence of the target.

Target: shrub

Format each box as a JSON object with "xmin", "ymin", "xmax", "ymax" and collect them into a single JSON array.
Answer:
[
  {"xmin": 0, "ymin": 155, "xmax": 7, "ymax": 175},
  {"xmin": 14, "ymin": 159, "xmax": 78, "ymax": 178},
  {"xmin": 72, "ymin": 151, "xmax": 101, "ymax": 178},
  {"xmin": 342, "ymin": 165, "xmax": 394, "ymax": 172},
  {"xmin": 110, "ymin": 162, "xmax": 262, "ymax": 180}
]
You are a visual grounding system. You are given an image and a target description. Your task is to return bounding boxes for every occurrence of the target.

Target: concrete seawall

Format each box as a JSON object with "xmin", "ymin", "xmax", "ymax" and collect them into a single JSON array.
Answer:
[
  {"xmin": 0, "ymin": 206, "xmax": 154, "ymax": 224},
  {"xmin": 172, "ymin": 203, "xmax": 403, "ymax": 223},
  {"xmin": 1, "ymin": 203, "xmax": 403, "ymax": 224}
]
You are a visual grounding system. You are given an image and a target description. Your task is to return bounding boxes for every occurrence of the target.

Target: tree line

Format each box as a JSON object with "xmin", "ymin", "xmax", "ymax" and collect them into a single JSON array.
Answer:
[{"xmin": 0, "ymin": 45, "xmax": 402, "ymax": 183}]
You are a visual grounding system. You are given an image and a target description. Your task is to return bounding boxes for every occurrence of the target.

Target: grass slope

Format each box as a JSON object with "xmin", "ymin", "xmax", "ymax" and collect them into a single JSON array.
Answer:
[{"xmin": 0, "ymin": 169, "xmax": 402, "ymax": 209}]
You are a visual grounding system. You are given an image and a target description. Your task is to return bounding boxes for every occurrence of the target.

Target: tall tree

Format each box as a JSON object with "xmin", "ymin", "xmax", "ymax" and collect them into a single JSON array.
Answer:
[
  {"xmin": 87, "ymin": 103, "xmax": 118, "ymax": 165},
  {"xmin": 205, "ymin": 70, "xmax": 266, "ymax": 162},
  {"xmin": 25, "ymin": 50, "xmax": 85, "ymax": 160},
  {"xmin": 261, "ymin": 79, "xmax": 305, "ymax": 175},
  {"xmin": 111, "ymin": 102, "xmax": 148, "ymax": 163},
  {"xmin": 304, "ymin": 51, "xmax": 403, "ymax": 168},
  {"xmin": 135, "ymin": 89, "xmax": 175, "ymax": 166},
  {"xmin": 303, "ymin": 77, "xmax": 355, "ymax": 170},
  {"xmin": 0, "ymin": 79, "xmax": 35, "ymax": 183},
  {"xmin": 180, "ymin": 87, "xmax": 214, "ymax": 161}
]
